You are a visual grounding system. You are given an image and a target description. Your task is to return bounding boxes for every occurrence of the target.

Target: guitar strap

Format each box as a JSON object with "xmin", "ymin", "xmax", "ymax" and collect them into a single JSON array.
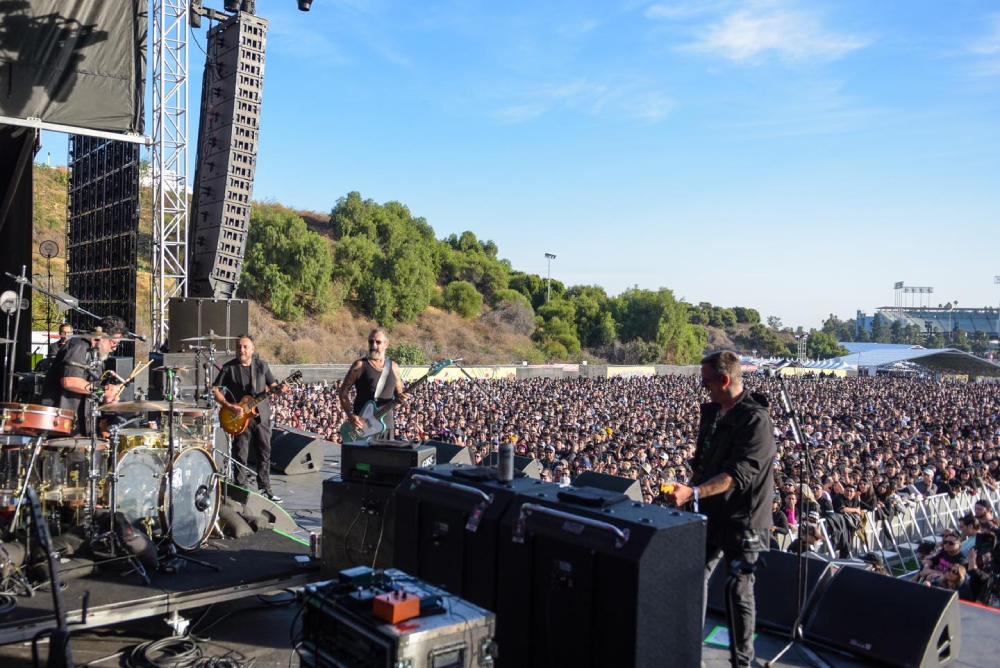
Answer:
[{"xmin": 373, "ymin": 357, "xmax": 392, "ymax": 400}]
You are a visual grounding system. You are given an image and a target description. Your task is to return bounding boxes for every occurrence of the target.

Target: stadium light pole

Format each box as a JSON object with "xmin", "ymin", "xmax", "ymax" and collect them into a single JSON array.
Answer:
[
  {"xmin": 995, "ymin": 276, "xmax": 1000, "ymax": 340},
  {"xmin": 545, "ymin": 252, "xmax": 557, "ymax": 302}
]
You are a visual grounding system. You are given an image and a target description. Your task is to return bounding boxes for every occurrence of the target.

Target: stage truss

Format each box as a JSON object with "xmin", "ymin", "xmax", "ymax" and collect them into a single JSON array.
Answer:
[{"xmin": 151, "ymin": 0, "xmax": 191, "ymax": 349}]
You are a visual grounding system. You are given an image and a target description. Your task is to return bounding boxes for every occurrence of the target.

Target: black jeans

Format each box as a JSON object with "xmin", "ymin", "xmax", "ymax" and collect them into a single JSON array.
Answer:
[
  {"xmin": 232, "ymin": 419, "xmax": 271, "ymax": 492},
  {"xmin": 704, "ymin": 543, "xmax": 759, "ymax": 667}
]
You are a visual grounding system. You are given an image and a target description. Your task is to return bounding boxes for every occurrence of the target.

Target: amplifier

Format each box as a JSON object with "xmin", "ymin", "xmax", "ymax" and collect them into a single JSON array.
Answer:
[
  {"xmin": 299, "ymin": 568, "xmax": 498, "ymax": 668},
  {"xmin": 341, "ymin": 442, "xmax": 437, "ymax": 487},
  {"xmin": 497, "ymin": 484, "xmax": 706, "ymax": 668},
  {"xmin": 394, "ymin": 465, "xmax": 551, "ymax": 611}
]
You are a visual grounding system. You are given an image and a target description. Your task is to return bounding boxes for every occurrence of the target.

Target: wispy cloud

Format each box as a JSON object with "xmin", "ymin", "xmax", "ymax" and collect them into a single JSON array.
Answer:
[
  {"xmin": 644, "ymin": 1, "xmax": 727, "ymax": 21},
  {"xmin": 682, "ymin": 2, "xmax": 869, "ymax": 63},
  {"xmin": 967, "ymin": 13, "xmax": 1000, "ymax": 77},
  {"xmin": 557, "ymin": 18, "xmax": 600, "ymax": 38},
  {"xmin": 492, "ymin": 78, "xmax": 674, "ymax": 124}
]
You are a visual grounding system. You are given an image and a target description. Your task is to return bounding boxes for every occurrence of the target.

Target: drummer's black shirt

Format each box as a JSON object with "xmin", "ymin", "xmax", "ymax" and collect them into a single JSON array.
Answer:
[{"xmin": 40, "ymin": 336, "xmax": 99, "ymax": 434}]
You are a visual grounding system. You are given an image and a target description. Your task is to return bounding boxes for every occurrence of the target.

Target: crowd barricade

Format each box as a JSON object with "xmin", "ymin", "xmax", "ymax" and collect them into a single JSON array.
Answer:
[{"xmin": 779, "ymin": 488, "xmax": 997, "ymax": 577}]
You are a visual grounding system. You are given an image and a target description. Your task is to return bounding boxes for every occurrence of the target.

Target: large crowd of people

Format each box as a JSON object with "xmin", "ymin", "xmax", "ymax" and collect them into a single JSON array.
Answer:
[{"xmin": 272, "ymin": 373, "xmax": 1000, "ymax": 604}]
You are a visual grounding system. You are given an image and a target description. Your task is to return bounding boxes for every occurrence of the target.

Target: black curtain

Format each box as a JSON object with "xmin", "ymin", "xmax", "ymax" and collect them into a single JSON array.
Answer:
[{"xmin": 0, "ymin": 124, "xmax": 36, "ymax": 398}]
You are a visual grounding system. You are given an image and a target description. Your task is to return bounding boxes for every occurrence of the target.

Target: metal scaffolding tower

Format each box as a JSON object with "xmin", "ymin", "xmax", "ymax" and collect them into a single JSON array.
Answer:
[{"xmin": 151, "ymin": 0, "xmax": 190, "ymax": 349}]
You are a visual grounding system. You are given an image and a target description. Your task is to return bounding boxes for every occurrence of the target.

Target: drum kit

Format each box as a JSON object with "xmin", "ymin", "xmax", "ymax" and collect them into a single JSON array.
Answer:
[{"xmin": 0, "ymin": 331, "xmax": 247, "ymax": 585}]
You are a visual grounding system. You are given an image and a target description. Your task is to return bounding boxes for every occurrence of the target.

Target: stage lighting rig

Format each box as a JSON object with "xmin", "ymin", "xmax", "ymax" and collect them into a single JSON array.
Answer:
[{"xmin": 299, "ymin": 0, "xmax": 313, "ymax": 11}]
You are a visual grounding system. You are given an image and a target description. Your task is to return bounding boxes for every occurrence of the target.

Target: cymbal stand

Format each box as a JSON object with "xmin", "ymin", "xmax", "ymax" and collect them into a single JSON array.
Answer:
[
  {"xmin": 82, "ymin": 356, "xmax": 150, "ymax": 584},
  {"xmin": 9, "ymin": 434, "xmax": 46, "ymax": 533},
  {"xmin": 158, "ymin": 369, "xmax": 218, "ymax": 573}
]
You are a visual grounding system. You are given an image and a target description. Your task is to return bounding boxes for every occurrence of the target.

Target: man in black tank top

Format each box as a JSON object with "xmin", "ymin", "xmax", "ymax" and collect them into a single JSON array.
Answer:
[{"xmin": 339, "ymin": 328, "xmax": 407, "ymax": 440}]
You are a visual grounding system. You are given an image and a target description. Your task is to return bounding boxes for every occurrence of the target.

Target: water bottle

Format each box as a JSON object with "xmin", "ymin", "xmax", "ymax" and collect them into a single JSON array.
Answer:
[{"xmin": 497, "ymin": 441, "xmax": 514, "ymax": 483}]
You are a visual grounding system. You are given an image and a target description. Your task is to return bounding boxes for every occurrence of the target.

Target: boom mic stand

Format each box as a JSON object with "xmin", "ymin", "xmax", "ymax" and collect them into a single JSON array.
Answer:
[{"xmin": 763, "ymin": 367, "xmax": 828, "ymax": 668}]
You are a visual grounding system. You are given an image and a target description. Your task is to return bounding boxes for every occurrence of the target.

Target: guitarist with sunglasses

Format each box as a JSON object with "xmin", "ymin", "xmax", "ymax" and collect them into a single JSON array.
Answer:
[
  {"xmin": 213, "ymin": 334, "xmax": 286, "ymax": 502},
  {"xmin": 339, "ymin": 328, "xmax": 407, "ymax": 441}
]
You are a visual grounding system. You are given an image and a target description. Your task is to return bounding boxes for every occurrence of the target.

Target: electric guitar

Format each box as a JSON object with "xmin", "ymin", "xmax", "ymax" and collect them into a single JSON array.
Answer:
[
  {"xmin": 340, "ymin": 358, "xmax": 457, "ymax": 444},
  {"xmin": 220, "ymin": 370, "xmax": 302, "ymax": 436}
]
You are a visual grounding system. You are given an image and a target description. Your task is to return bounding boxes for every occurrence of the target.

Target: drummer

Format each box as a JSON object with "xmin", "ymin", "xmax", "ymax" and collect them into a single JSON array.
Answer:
[{"xmin": 40, "ymin": 316, "xmax": 126, "ymax": 436}]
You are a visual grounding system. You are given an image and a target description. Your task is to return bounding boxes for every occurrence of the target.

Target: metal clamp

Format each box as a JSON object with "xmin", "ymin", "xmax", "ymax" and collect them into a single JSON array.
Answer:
[{"xmin": 513, "ymin": 503, "xmax": 630, "ymax": 548}]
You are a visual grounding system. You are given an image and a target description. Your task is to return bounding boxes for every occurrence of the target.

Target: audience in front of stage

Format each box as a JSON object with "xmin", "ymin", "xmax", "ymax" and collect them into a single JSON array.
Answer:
[{"xmin": 273, "ymin": 374, "xmax": 1000, "ymax": 602}]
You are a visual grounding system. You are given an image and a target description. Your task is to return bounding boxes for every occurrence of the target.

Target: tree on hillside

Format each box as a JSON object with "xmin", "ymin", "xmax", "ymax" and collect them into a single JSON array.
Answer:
[
  {"xmin": 806, "ymin": 331, "xmax": 848, "ymax": 359},
  {"xmin": 240, "ymin": 205, "xmax": 334, "ymax": 321},
  {"xmin": 738, "ymin": 324, "xmax": 791, "ymax": 357},
  {"xmin": 733, "ymin": 307, "xmax": 761, "ymax": 324},
  {"xmin": 330, "ymin": 192, "xmax": 439, "ymax": 327},
  {"xmin": 609, "ymin": 288, "xmax": 706, "ymax": 364},
  {"xmin": 566, "ymin": 285, "xmax": 616, "ymax": 348},
  {"xmin": 766, "ymin": 316, "xmax": 783, "ymax": 331},
  {"xmin": 510, "ymin": 271, "xmax": 564, "ymax": 309},
  {"xmin": 443, "ymin": 280, "xmax": 483, "ymax": 319}
]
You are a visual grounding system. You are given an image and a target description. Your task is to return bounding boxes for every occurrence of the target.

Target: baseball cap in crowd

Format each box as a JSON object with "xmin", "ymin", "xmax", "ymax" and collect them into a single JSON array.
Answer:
[
  {"xmin": 861, "ymin": 552, "xmax": 884, "ymax": 567},
  {"xmin": 806, "ymin": 511, "xmax": 821, "ymax": 523}
]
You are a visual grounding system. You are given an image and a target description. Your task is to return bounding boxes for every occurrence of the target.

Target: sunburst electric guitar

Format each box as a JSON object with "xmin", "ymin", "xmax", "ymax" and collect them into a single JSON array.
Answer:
[
  {"xmin": 340, "ymin": 358, "xmax": 457, "ymax": 443},
  {"xmin": 220, "ymin": 370, "xmax": 302, "ymax": 436}
]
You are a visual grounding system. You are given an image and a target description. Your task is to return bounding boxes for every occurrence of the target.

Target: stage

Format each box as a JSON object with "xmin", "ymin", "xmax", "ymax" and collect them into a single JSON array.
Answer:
[{"xmin": 0, "ymin": 440, "xmax": 997, "ymax": 667}]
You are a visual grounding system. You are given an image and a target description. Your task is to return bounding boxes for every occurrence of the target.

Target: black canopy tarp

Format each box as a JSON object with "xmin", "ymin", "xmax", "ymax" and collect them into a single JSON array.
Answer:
[{"xmin": 0, "ymin": 0, "xmax": 146, "ymax": 133}]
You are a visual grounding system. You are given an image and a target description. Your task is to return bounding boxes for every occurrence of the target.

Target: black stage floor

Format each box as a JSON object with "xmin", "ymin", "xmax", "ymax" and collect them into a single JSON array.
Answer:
[{"xmin": 0, "ymin": 530, "xmax": 320, "ymax": 646}]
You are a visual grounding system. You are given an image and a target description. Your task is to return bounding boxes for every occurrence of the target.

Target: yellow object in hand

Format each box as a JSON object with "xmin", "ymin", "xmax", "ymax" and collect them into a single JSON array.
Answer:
[{"xmin": 661, "ymin": 483, "xmax": 676, "ymax": 494}]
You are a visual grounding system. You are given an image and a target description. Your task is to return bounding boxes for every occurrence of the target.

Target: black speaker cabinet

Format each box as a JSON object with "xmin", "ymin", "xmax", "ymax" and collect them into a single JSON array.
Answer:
[
  {"xmin": 167, "ymin": 297, "xmax": 250, "ymax": 352},
  {"xmin": 572, "ymin": 470, "xmax": 642, "ymax": 502},
  {"xmin": 104, "ymin": 356, "xmax": 135, "ymax": 402},
  {"xmin": 425, "ymin": 440, "xmax": 473, "ymax": 465},
  {"xmin": 483, "ymin": 452, "xmax": 542, "ymax": 479},
  {"xmin": 321, "ymin": 477, "xmax": 396, "ymax": 576},
  {"xmin": 270, "ymin": 426, "xmax": 326, "ymax": 474},
  {"xmin": 497, "ymin": 484, "xmax": 706, "ymax": 668},
  {"xmin": 803, "ymin": 567, "xmax": 961, "ymax": 667},
  {"xmin": 394, "ymin": 465, "xmax": 550, "ymax": 612},
  {"xmin": 707, "ymin": 549, "xmax": 835, "ymax": 635}
]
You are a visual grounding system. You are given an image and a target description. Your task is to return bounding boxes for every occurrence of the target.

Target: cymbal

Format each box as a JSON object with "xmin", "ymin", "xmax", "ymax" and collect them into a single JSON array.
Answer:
[
  {"xmin": 99, "ymin": 400, "xmax": 171, "ymax": 413},
  {"xmin": 151, "ymin": 366, "xmax": 191, "ymax": 373},
  {"xmin": 100, "ymin": 400, "xmax": 212, "ymax": 414},
  {"xmin": 180, "ymin": 333, "xmax": 239, "ymax": 342}
]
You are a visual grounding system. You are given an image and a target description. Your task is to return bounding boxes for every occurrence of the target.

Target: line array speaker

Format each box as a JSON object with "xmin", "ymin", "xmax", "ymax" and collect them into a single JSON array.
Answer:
[{"xmin": 188, "ymin": 11, "xmax": 269, "ymax": 299}]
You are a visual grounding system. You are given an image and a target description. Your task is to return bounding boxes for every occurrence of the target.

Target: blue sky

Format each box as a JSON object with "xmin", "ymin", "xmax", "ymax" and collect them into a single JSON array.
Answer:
[{"xmin": 40, "ymin": 0, "xmax": 1000, "ymax": 329}]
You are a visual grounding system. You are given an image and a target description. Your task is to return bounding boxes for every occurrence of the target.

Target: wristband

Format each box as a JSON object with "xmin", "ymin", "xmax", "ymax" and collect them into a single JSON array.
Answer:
[{"xmin": 692, "ymin": 486, "xmax": 701, "ymax": 512}]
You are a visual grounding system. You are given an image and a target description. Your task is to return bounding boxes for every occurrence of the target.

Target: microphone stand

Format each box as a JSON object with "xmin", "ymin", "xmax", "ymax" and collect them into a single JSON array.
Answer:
[{"xmin": 763, "ymin": 369, "xmax": 828, "ymax": 668}]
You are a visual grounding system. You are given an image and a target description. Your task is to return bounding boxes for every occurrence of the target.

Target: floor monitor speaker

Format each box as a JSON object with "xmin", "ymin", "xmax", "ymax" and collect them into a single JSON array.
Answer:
[
  {"xmin": 572, "ymin": 470, "xmax": 642, "ymax": 502},
  {"xmin": 803, "ymin": 566, "xmax": 961, "ymax": 667},
  {"xmin": 707, "ymin": 549, "xmax": 835, "ymax": 635},
  {"xmin": 270, "ymin": 425, "xmax": 326, "ymax": 475}
]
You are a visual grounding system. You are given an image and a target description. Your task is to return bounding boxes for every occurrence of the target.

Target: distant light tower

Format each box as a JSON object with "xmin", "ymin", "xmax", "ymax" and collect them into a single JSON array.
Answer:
[
  {"xmin": 995, "ymin": 276, "xmax": 1000, "ymax": 338},
  {"xmin": 544, "ymin": 252, "xmax": 557, "ymax": 302}
]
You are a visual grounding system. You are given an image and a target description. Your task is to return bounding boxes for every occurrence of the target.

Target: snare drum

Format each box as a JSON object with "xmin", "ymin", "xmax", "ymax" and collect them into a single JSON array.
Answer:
[
  {"xmin": 0, "ymin": 403, "xmax": 75, "ymax": 436},
  {"xmin": 116, "ymin": 446, "xmax": 220, "ymax": 551},
  {"xmin": 39, "ymin": 437, "xmax": 109, "ymax": 506},
  {"xmin": 116, "ymin": 428, "xmax": 164, "ymax": 454}
]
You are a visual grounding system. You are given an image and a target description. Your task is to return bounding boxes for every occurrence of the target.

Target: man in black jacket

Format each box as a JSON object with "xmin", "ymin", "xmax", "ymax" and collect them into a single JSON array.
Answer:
[
  {"xmin": 213, "ymin": 335, "xmax": 284, "ymax": 501},
  {"xmin": 667, "ymin": 350, "xmax": 776, "ymax": 667}
]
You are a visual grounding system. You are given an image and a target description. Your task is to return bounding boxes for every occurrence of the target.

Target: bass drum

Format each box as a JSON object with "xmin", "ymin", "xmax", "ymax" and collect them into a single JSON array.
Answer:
[{"xmin": 115, "ymin": 447, "xmax": 220, "ymax": 551}]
